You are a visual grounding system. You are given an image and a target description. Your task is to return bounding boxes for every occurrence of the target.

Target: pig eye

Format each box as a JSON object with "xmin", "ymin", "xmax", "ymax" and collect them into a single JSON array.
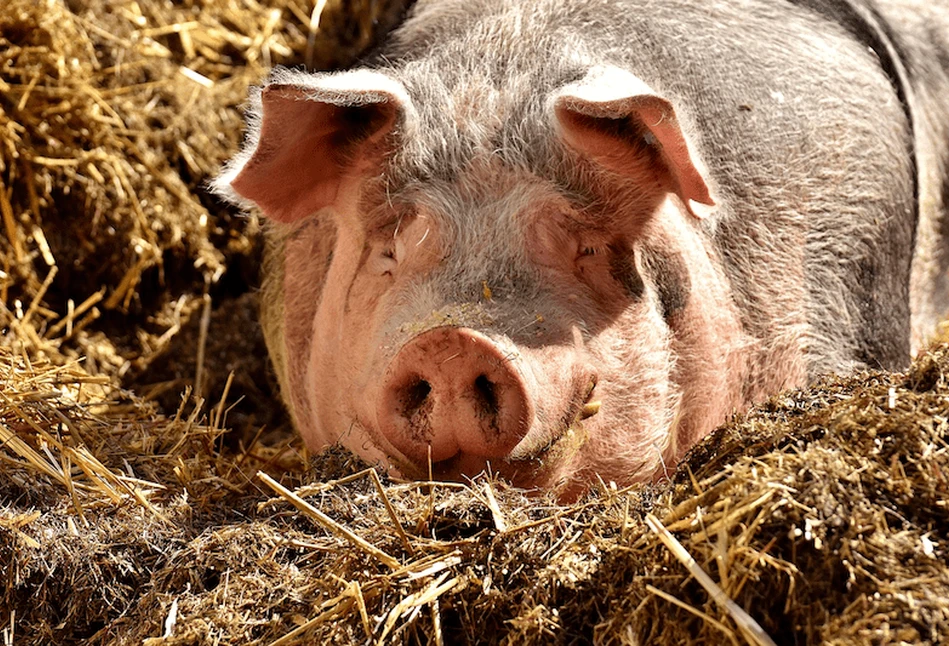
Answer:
[
  {"xmin": 377, "ymin": 245, "xmax": 398, "ymax": 276},
  {"xmin": 575, "ymin": 243, "xmax": 609, "ymax": 278}
]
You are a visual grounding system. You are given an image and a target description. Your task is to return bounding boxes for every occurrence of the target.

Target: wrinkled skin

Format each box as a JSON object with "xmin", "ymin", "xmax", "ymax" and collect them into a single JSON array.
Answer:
[{"xmin": 216, "ymin": 0, "xmax": 949, "ymax": 497}]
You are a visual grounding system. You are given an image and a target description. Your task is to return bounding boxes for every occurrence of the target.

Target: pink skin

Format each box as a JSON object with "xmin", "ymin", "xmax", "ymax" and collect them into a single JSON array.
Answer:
[
  {"xmin": 225, "ymin": 69, "xmax": 808, "ymax": 496},
  {"xmin": 280, "ymin": 188, "xmax": 757, "ymax": 496}
]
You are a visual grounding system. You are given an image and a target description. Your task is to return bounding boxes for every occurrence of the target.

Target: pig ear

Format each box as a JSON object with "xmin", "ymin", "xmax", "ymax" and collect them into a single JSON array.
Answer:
[
  {"xmin": 552, "ymin": 67, "xmax": 715, "ymax": 218},
  {"xmin": 214, "ymin": 70, "xmax": 414, "ymax": 224}
]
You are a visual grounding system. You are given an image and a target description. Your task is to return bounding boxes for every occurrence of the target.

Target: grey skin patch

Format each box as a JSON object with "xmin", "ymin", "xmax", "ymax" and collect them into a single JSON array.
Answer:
[
  {"xmin": 608, "ymin": 244, "xmax": 645, "ymax": 300},
  {"xmin": 639, "ymin": 245, "xmax": 691, "ymax": 321}
]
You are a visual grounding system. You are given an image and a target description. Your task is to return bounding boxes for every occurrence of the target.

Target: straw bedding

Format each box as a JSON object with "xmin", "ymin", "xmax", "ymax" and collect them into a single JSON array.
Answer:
[{"xmin": 0, "ymin": 1, "xmax": 947, "ymax": 644}]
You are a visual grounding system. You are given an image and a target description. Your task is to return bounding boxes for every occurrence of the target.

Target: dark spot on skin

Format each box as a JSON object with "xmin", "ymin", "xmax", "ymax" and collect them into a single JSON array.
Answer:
[
  {"xmin": 608, "ymin": 244, "xmax": 645, "ymax": 300},
  {"xmin": 640, "ymin": 246, "xmax": 691, "ymax": 321}
]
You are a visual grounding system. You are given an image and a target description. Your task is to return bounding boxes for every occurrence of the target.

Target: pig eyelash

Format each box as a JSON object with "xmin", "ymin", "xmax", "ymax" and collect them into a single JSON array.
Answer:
[{"xmin": 580, "ymin": 246, "xmax": 600, "ymax": 256}]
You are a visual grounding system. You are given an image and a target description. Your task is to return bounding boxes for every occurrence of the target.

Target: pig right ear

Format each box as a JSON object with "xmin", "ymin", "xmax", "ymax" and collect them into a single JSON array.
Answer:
[
  {"xmin": 214, "ymin": 69, "xmax": 414, "ymax": 224},
  {"xmin": 552, "ymin": 67, "xmax": 715, "ymax": 218}
]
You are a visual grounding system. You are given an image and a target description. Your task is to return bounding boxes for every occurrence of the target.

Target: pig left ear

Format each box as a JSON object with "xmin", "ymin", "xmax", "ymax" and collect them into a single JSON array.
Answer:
[
  {"xmin": 552, "ymin": 66, "xmax": 715, "ymax": 218},
  {"xmin": 214, "ymin": 69, "xmax": 414, "ymax": 224}
]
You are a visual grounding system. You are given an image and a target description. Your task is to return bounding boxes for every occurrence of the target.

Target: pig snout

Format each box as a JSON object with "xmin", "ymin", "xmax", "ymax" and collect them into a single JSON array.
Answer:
[{"xmin": 377, "ymin": 327, "xmax": 535, "ymax": 465}]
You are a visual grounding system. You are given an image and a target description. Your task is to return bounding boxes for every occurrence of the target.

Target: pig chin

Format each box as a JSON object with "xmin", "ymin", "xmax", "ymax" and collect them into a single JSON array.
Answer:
[
  {"xmin": 347, "ymin": 418, "xmax": 591, "ymax": 492},
  {"xmin": 336, "ymin": 335, "xmax": 673, "ymax": 494},
  {"xmin": 343, "ymin": 404, "xmax": 673, "ymax": 496}
]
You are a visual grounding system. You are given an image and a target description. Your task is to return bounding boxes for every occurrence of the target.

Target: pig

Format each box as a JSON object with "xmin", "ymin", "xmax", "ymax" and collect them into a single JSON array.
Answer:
[{"xmin": 215, "ymin": 0, "xmax": 949, "ymax": 497}]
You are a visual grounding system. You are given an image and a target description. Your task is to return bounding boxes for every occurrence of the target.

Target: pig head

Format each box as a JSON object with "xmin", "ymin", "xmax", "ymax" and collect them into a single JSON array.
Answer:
[{"xmin": 216, "ymin": 0, "xmax": 949, "ymax": 495}]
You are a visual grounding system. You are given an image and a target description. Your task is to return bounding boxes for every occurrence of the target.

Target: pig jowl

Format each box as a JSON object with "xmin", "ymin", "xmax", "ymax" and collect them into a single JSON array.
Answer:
[{"xmin": 215, "ymin": 0, "xmax": 949, "ymax": 496}]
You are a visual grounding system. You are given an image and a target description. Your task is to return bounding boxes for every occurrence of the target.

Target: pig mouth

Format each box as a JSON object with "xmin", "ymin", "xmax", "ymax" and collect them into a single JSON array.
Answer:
[
  {"xmin": 376, "ymin": 387, "xmax": 596, "ymax": 489},
  {"xmin": 422, "ymin": 420, "xmax": 591, "ymax": 489},
  {"xmin": 363, "ymin": 325, "xmax": 600, "ymax": 489}
]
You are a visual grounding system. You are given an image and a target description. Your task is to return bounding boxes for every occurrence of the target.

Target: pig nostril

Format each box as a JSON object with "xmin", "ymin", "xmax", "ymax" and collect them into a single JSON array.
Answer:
[
  {"xmin": 473, "ymin": 374, "xmax": 500, "ymax": 417},
  {"xmin": 400, "ymin": 378, "xmax": 432, "ymax": 417}
]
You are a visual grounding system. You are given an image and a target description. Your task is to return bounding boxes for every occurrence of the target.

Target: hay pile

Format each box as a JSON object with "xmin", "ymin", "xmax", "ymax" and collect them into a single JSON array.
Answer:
[
  {"xmin": 3, "ymin": 322, "xmax": 949, "ymax": 644},
  {"xmin": 1, "ymin": 1, "xmax": 948, "ymax": 644}
]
